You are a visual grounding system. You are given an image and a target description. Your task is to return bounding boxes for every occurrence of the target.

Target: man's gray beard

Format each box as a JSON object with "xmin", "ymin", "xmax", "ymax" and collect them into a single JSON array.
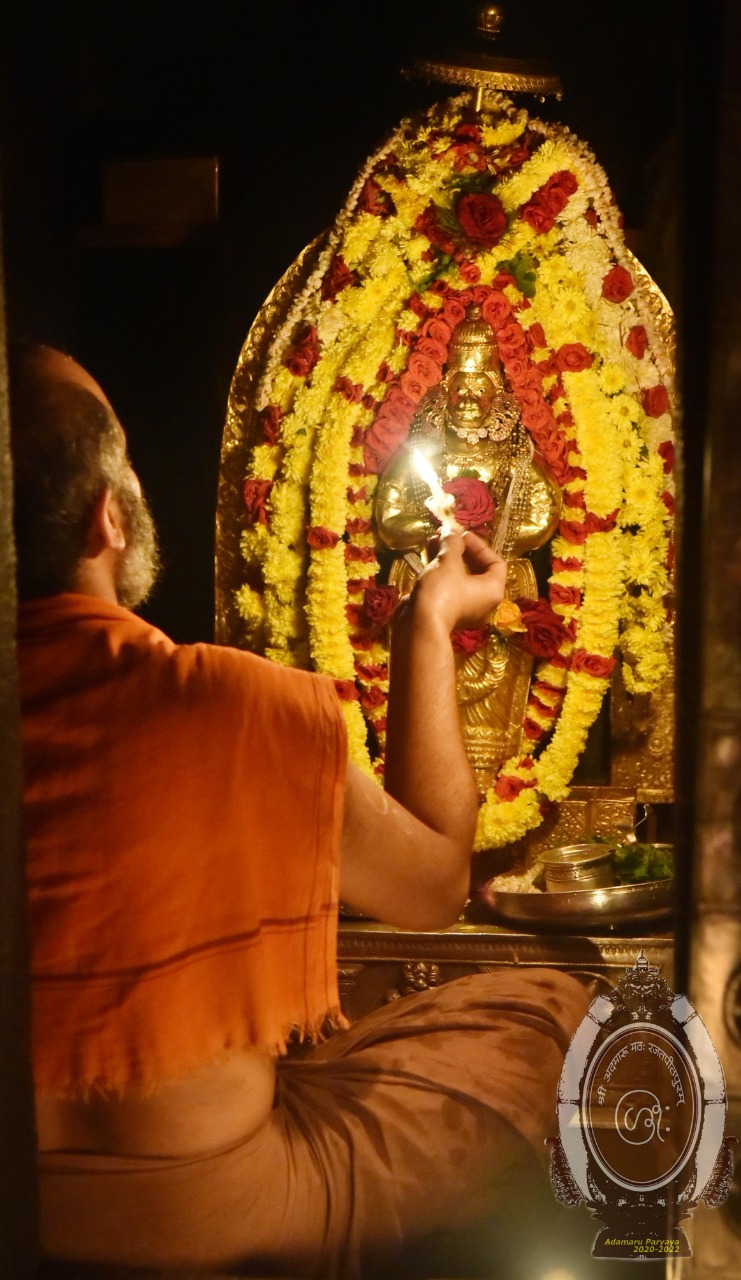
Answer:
[{"xmin": 114, "ymin": 484, "xmax": 162, "ymax": 610}]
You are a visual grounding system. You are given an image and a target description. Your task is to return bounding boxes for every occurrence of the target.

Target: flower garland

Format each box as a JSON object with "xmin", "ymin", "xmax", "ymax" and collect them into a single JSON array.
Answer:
[{"xmin": 234, "ymin": 92, "xmax": 674, "ymax": 844}]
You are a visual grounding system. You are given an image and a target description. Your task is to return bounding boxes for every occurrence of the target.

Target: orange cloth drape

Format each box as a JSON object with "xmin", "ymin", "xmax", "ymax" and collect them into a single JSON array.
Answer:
[{"xmin": 18, "ymin": 594, "xmax": 347, "ymax": 1096}]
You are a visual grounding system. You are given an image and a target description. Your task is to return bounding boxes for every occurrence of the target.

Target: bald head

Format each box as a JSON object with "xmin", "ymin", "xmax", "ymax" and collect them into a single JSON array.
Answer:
[{"xmin": 9, "ymin": 343, "xmax": 160, "ymax": 606}]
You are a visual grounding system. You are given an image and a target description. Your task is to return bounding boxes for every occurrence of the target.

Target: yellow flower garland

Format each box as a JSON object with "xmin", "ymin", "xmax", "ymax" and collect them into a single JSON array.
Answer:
[{"xmin": 234, "ymin": 92, "xmax": 674, "ymax": 846}]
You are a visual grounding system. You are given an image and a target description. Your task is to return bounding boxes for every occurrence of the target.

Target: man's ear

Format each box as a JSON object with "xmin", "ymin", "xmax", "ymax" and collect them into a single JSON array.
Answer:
[{"xmin": 84, "ymin": 487, "xmax": 126, "ymax": 557}]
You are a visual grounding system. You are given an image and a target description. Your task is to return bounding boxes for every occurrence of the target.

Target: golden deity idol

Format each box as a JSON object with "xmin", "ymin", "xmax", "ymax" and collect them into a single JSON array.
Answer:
[{"xmin": 375, "ymin": 305, "xmax": 561, "ymax": 794}]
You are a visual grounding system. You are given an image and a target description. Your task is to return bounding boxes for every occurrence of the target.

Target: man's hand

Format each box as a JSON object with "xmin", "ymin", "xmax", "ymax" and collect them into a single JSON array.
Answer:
[{"xmin": 409, "ymin": 529, "xmax": 507, "ymax": 634}]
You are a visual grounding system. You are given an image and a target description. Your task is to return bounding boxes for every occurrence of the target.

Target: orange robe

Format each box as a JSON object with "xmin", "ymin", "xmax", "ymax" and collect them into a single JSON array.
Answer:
[
  {"xmin": 19, "ymin": 593, "xmax": 347, "ymax": 1095},
  {"xmin": 19, "ymin": 594, "xmax": 590, "ymax": 1276}
]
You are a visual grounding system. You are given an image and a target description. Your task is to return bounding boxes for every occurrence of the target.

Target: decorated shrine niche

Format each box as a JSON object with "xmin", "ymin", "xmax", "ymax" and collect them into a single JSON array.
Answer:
[{"xmin": 216, "ymin": 89, "xmax": 675, "ymax": 880}]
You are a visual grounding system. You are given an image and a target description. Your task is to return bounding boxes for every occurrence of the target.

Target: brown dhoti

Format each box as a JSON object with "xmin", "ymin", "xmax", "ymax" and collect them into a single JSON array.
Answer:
[{"xmin": 39, "ymin": 969, "xmax": 590, "ymax": 1278}]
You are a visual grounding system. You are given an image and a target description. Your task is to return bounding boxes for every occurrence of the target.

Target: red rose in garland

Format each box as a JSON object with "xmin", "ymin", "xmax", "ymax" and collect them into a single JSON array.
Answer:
[
  {"xmin": 455, "ymin": 192, "xmax": 508, "ymax": 249},
  {"xmin": 258, "ymin": 404, "xmax": 283, "ymax": 445},
  {"xmin": 571, "ymin": 649, "xmax": 616, "ymax": 679},
  {"xmin": 415, "ymin": 203, "xmax": 456, "ymax": 255},
  {"xmin": 494, "ymin": 774, "xmax": 536, "ymax": 801},
  {"xmin": 442, "ymin": 477, "xmax": 496, "ymax": 533},
  {"xmin": 243, "ymin": 479, "xmax": 273, "ymax": 527},
  {"xmin": 284, "ymin": 325, "xmax": 321, "ymax": 377},
  {"xmin": 361, "ymin": 585, "xmax": 399, "ymax": 628},
  {"xmin": 554, "ymin": 343, "xmax": 594, "ymax": 373},
  {"xmin": 306, "ymin": 525, "xmax": 340, "ymax": 549},
  {"xmin": 321, "ymin": 254, "xmax": 358, "ymax": 303},
  {"xmin": 481, "ymin": 290, "xmax": 512, "ymax": 330},
  {"xmin": 516, "ymin": 597, "xmax": 570, "ymax": 659},
  {"xmin": 642, "ymin": 385, "xmax": 670, "ymax": 417},
  {"xmin": 363, "ymin": 386, "xmax": 417, "ymax": 473},
  {"xmin": 358, "ymin": 178, "xmax": 394, "ymax": 219},
  {"xmin": 625, "ymin": 324, "xmax": 648, "ymax": 359},
  {"xmin": 602, "ymin": 264, "xmax": 633, "ymax": 303}
]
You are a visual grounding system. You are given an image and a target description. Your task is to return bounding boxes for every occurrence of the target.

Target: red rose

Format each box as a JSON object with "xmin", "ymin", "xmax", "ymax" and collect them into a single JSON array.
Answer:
[
  {"xmin": 472, "ymin": 285, "xmax": 491, "ymax": 306},
  {"xmin": 658, "ymin": 440, "xmax": 675, "ymax": 474},
  {"xmin": 555, "ymin": 343, "xmax": 594, "ymax": 373},
  {"xmin": 350, "ymin": 422, "xmax": 365, "ymax": 447},
  {"xmin": 321, "ymin": 254, "xmax": 358, "ymax": 303},
  {"xmin": 456, "ymin": 192, "xmax": 508, "ymax": 248},
  {"xmin": 521, "ymin": 200, "xmax": 554, "ymax": 234},
  {"xmin": 451, "ymin": 627, "xmax": 490, "ymax": 655},
  {"xmin": 504, "ymin": 356, "xmax": 531, "ymax": 387},
  {"xmin": 258, "ymin": 404, "xmax": 283, "ymax": 445},
  {"xmin": 584, "ymin": 509, "xmax": 618, "ymax": 534},
  {"xmin": 570, "ymin": 649, "xmax": 616, "ymax": 679},
  {"xmin": 333, "ymin": 679, "xmax": 359, "ymax": 702},
  {"xmin": 363, "ymin": 419, "xmax": 408, "ymax": 472},
  {"xmin": 334, "ymin": 376, "xmax": 363, "ymax": 403},
  {"xmin": 415, "ymin": 336, "xmax": 448, "ymax": 365},
  {"xmin": 520, "ymin": 400, "xmax": 554, "ymax": 434},
  {"xmin": 407, "ymin": 350, "xmax": 442, "ymax": 388},
  {"xmin": 492, "ymin": 271, "xmax": 517, "ymax": 291},
  {"xmin": 358, "ymin": 178, "xmax": 393, "ymax": 218},
  {"xmin": 562, "ymin": 489, "xmax": 586, "ymax": 509},
  {"xmin": 661, "ymin": 490, "xmax": 676, "ymax": 515},
  {"xmin": 551, "ymin": 556, "xmax": 582, "ymax": 573},
  {"xmin": 375, "ymin": 360, "xmax": 395, "ymax": 384},
  {"xmin": 544, "ymin": 169, "xmax": 578, "ymax": 200},
  {"xmin": 306, "ymin": 525, "xmax": 340, "ymax": 549},
  {"xmin": 584, "ymin": 205, "xmax": 600, "ymax": 230},
  {"xmin": 359, "ymin": 685, "xmax": 387, "ymax": 712},
  {"xmin": 345, "ymin": 517, "xmax": 372, "ymax": 536},
  {"xmin": 284, "ymin": 325, "xmax": 321, "ymax": 377},
  {"xmin": 496, "ymin": 321, "xmax": 528, "ymax": 358},
  {"xmin": 523, "ymin": 717, "xmax": 546, "ymax": 741},
  {"xmin": 348, "ymin": 461, "xmax": 367, "ymax": 477},
  {"xmin": 243, "ymin": 478, "xmax": 273, "ymax": 527},
  {"xmin": 550, "ymin": 583, "xmax": 582, "ymax": 607},
  {"xmin": 559, "ymin": 518, "xmax": 588, "ymax": 545},
  {"xmin": 625, "ymin": 324, "xmax": 648, "ymax": 359},
  {"xmin": 459, "ymin": 258, "xmax": 481, "ymax": 284},
  {"xmin": 399, "ymin": 370, "xmax": 428, "ymax": 403},
  {"xmin": 526, "ymin": 322, "xmax": 547, "ymax": 350},
  {"xmin": 602, "ymin": 264, "xmax": 633, "ymax": 303},
  {"xmin": 516, "ymin": 596, "xmax": 570, "ymax": 658},
  {"xmin": 354, "ymin": 660, "xmax": 387, "ymax": 680},
  {"xmin": 361, "ymin": 584, "xmax": 399, "ymax": 627},
  {"xmin": 481, "ymin": 290, "xmax": 512, "ymax": 330},
  {"xmin": 442, "ymin": 477, "xmax": 496, "ymax": 531},
  {"xmin": 415, "ymin": 203, "xmax": 456, "ymax": 255},
  {"xmin": 642, "ymin": 385, "xmax": 670, "ymax": 417},
  {"xmin": 494, "ymin": 774, "xmax": 537, "ymax": 801},
  {"xmin": 347, "ymin": 486, "xmax": 369, "ymax": 504},
  {"xmin": 443, "ymin": 297, "xmax": 467, "ymax": 328},
  {"xmin": 420, "ymin": 315, "xmax": 453, "ymax": 345},
  {"xmin": 345, "ymin": 545, "xmax": 377, "ymax": 563},
  {"xmin": 407, "ymin": 293, "xmax": 432, "ymax": 321}
]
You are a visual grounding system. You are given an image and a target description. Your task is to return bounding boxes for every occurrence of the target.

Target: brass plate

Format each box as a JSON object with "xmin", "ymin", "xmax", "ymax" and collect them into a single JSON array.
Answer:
[{"xmin": 483, "ymin": 878, "xmax": 674, "ymax": 934}]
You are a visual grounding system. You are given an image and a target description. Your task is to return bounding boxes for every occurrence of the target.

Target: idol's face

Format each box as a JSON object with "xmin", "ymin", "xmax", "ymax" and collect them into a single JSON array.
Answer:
[{"xmin": 446, "ymin": 371, "xmax": 497, "ymax": 430}]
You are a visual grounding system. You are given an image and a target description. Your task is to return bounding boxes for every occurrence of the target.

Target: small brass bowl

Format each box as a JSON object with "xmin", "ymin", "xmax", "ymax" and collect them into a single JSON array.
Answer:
[{"xmin": 538, "ymin": 843, "xmax": 615, "ymax": 893}]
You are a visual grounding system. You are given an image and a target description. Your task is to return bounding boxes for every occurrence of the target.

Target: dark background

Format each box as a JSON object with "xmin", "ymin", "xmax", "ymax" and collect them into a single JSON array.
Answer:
[{"xmin": 1, "ymin": 0, "xmax": 680, "ymax": 642}]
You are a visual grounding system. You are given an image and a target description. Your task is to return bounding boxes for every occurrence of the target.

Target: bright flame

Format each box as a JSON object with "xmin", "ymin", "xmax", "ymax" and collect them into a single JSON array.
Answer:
[{"xmin": 411, "ymin": 447, "xmax": 460, "ymax": 529}]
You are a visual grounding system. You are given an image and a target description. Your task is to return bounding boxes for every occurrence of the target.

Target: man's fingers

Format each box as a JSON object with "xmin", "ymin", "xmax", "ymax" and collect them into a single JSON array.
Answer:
[{"xmin": 461, "ymin": 529, "xmax": 505, "ymax": 574}]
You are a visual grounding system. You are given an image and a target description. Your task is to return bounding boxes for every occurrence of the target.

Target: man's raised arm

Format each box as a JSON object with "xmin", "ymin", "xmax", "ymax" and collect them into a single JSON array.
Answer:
[{"xmin": 339, "ymin": 530, "xmax": 506, "ymax": 929}]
